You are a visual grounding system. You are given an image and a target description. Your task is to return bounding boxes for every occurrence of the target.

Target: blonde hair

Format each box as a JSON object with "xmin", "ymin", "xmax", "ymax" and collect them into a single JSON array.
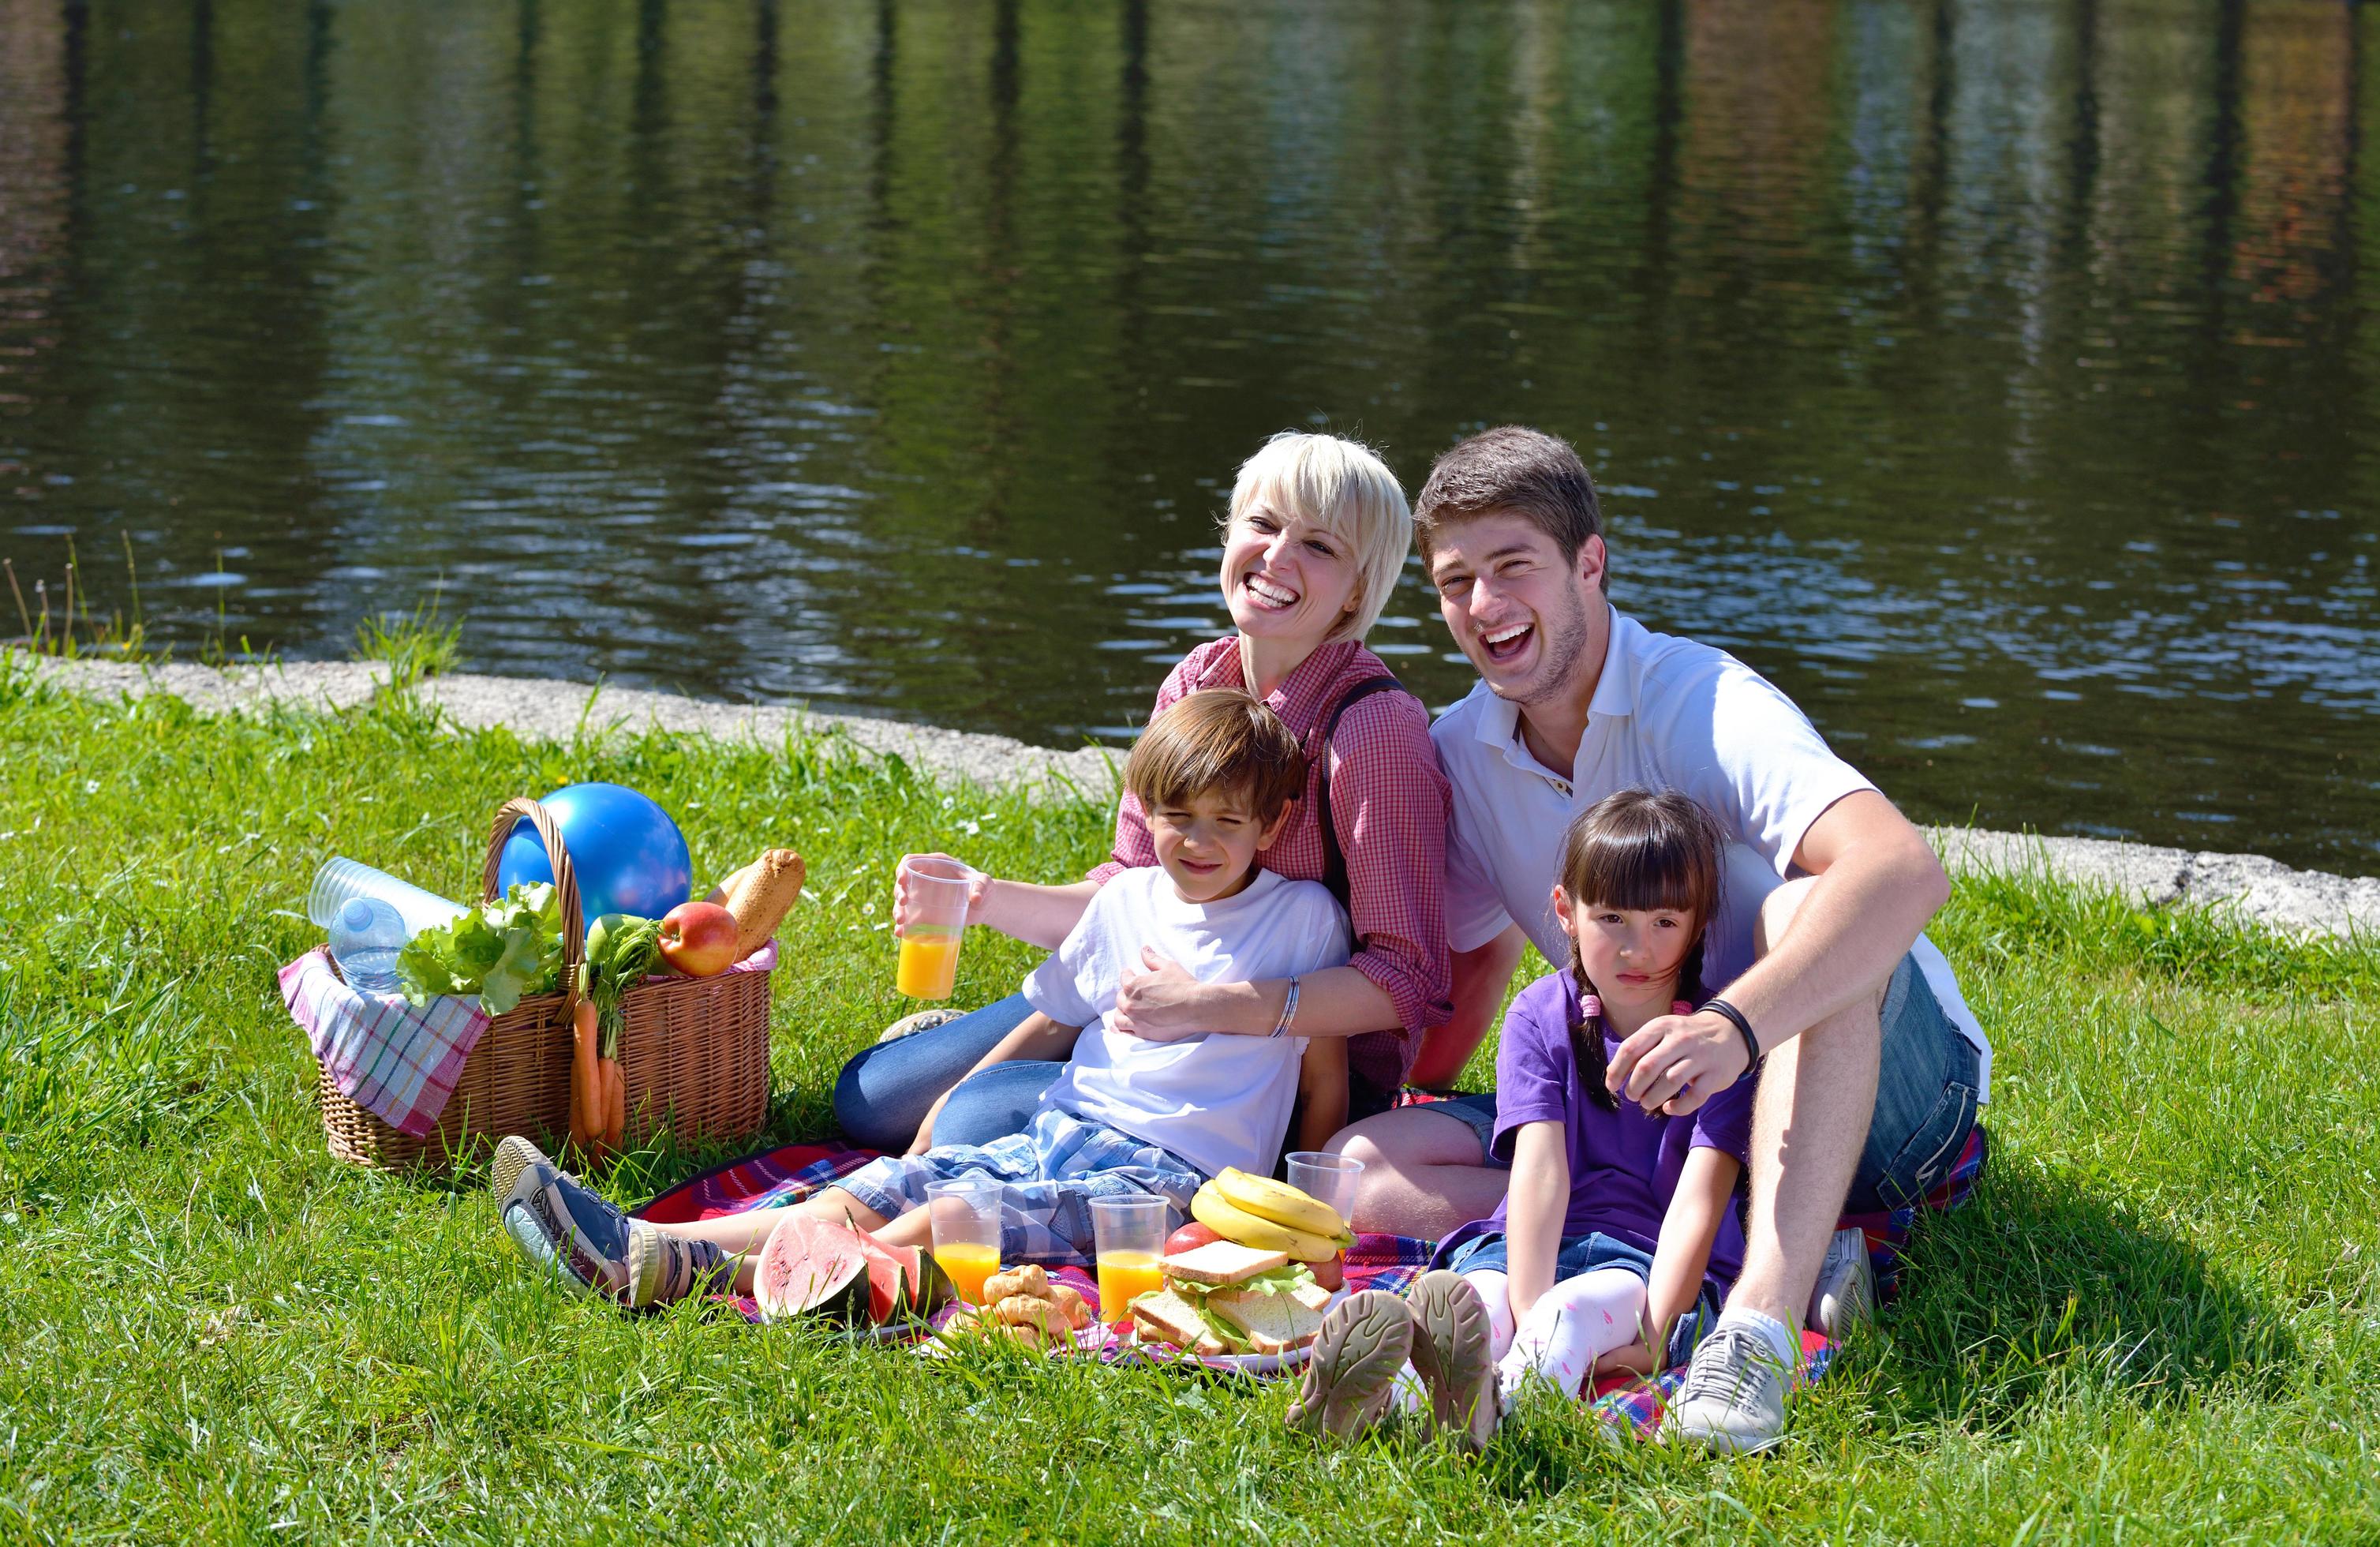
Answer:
[
  {"xmin": 1125, "ymin": 690, "xmax": 1308, "ymax": 822},
  {"xmin": 1223, "ymin": 433, "xmax": 1413, "ymax": 642}
]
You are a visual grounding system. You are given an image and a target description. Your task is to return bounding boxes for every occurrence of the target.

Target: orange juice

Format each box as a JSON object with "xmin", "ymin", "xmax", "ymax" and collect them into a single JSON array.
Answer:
[
  {"xmin": 896, "ymin": 931, "xmax": 964, "ymax": 999},
  {"xmin": 934, "ymin": 1242, "xmax": 1001, "ymax": 1305},
  {"xmin": 1096, "ymin": 1250, "xmax": 1165, "ymax": 1323}
]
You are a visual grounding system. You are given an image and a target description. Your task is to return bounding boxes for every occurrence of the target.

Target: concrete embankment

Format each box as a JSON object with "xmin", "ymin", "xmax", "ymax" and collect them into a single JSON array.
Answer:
[{"xmin": 32, "ymin": 655, "xmax": 2380, "ymax": 939}]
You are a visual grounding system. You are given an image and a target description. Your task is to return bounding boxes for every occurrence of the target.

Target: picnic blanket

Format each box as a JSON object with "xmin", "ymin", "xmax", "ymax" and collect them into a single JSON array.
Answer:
[
  {"xmin": 634, "ymin": 1122, "xmax": 1989, "ymax": 1440},
  {"xmin": 280, "ymin": 946, "xmax": 489, "ymax": 1137}
]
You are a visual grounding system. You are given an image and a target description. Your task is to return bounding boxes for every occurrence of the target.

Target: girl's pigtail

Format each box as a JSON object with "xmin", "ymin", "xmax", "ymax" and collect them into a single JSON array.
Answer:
[
  {"xmin": 1566, "ymin": 942, "xmax": 1619, "ymax": 1113},
  {"xmin": 1676, "ymin": 935, "xmax": 1709, "ymax": 1010}
]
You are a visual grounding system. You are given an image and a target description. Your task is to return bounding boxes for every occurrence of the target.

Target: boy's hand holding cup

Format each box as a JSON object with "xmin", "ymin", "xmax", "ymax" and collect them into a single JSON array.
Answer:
[
  {"xmin": 890, "ymin": 852, "xmax": 989, "ymax": 937},
  {"xmin": 892, "ymin": 856, "xmax": 983, "ymax": 1000}
]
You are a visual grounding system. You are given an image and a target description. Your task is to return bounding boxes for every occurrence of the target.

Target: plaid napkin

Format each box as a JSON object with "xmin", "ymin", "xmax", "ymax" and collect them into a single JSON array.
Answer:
[{"xmin": 280, "ymin": 947, "xmax": 490, "ymax": 1137}]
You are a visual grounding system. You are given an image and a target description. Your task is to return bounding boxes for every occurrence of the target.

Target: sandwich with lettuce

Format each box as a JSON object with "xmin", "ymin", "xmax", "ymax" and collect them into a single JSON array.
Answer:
[{"xmin": 1128, "ymin": 1241, "xmax": 1334, "ymax": 1356}]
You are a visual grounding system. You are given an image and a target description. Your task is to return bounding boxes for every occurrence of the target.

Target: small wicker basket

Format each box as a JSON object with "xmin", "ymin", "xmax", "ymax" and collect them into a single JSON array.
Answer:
[{"xmin": 315, "ymin": 796, "xmax": 773, "ymax": 1172}]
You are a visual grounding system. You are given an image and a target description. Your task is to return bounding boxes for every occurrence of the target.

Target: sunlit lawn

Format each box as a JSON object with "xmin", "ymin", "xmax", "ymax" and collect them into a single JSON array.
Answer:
[{"xmin": 2, "ymin": 654, "xmax": 2374, "ymax": 1543}]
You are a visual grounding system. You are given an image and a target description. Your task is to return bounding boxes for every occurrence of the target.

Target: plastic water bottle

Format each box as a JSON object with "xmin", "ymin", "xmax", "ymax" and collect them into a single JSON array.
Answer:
[
  {"xmin": 306, "ymin": 856, "xmax": 466, "ymax": 938},
  {"xmin": 329, "ymin": 897, "xmax": 407, "ymax": 995}
]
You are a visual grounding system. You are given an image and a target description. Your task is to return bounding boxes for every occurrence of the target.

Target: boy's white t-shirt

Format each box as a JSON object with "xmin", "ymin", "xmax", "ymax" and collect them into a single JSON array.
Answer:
[
  {"xmin": 1434, "ymin": 605, "xmax": 1992, "ymax": 1097},
  {"xmin": 1024, "ymin": 866, "xmax": 1353, "ymax": 1181}
]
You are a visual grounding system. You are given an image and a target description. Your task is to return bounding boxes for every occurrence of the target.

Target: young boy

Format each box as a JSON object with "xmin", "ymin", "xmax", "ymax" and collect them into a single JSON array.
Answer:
[{"xmin": 495, "ymin": 689, "xmax": 1353, "ymax": 1309}]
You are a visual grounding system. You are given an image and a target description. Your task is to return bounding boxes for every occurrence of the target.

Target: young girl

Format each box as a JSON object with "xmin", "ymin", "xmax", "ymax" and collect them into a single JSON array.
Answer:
[{"xmin": 1289, "ymin": 788, "xmax": 1758, "ymax": 1448}]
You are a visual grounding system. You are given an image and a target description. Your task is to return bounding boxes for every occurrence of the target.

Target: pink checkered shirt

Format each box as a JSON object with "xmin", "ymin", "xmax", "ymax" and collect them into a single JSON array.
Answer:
[{"xmin": 1087, "ymin": 636, "xmax": 1453, "ymax": 1091}]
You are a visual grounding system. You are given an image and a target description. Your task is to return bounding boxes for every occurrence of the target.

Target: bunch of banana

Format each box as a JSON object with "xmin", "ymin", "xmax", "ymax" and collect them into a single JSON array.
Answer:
[{"xmin": 1190, "ymin": 1168, "xmax": 1356, "ymax": 1263}]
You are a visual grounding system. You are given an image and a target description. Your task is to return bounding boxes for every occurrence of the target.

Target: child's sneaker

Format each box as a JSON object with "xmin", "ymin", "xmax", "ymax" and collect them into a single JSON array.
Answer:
[
  {"xmin": 498, "ymin": 1156, "xmax": 726, "ymax": 1309},
  {"xmin": 489, "ymin": 1133, "xmax": 552, "ymax": 1203},
  {"xmin": 1286, "ymin": 1290, "xmax": 1413, "ymax": 1443},
  {"xmin": 1806, "ymin": 1227, "xmax": 1875, "ymax": 1340},
  {"xmin": 1403, "ymin": 1270, "xmax": 1500, "ymax": 1451}
]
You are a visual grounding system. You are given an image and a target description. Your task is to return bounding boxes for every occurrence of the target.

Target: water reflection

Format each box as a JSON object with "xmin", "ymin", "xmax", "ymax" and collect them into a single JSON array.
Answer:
[{"xmin": 1, "ymin": 0, "xmax": 2374, "ymax": 869}]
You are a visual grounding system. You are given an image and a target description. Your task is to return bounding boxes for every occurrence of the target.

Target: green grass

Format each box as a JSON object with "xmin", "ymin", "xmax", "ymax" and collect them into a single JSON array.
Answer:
[
  {"xmin": 351, "ymin": 591, "xmax": 464, "ymax": 689},
  {"xmin": 2, "ymin": 651, "xmax": 2375, "ymax": 1544}
]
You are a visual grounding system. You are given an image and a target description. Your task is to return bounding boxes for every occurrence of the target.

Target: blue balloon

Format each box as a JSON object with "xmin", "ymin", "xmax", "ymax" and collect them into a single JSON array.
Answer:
[{"xmin": 496, "ymin": 782, "xmax": 692, "ymax": 924}]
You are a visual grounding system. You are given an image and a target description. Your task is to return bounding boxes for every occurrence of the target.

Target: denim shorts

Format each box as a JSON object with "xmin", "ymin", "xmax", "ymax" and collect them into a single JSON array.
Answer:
[
  {"xmin": 838, "ymin": 1106, "xmax": 1202, "ymax": 1267},
  {"xmin": 1443, "ymin": 1230, "xmax": 1718, "ymax": 1367},
  {"xmin": 1434, "ymin": 950, "xmax": 1982, "ymax": 1213}
]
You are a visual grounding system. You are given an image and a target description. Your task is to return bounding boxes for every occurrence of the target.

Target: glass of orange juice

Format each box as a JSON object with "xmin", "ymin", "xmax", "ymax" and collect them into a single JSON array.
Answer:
[
  {"xmin": 895, "ymin": 856, "xmax": 975, "ymax": 999},
  {"xmin": 926, "ymin": 1178, "xmax": 1003, "ymax": 1305},
  {"xmin": 1090, "ymin": 1194, "xmax": 1171, "ymax": 1326}
]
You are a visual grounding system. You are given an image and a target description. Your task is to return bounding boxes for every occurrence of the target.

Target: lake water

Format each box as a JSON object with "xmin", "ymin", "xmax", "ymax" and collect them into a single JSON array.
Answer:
[{"xmin": 2, "ymin": 0, "xmax": 2374, "ymax": 871}]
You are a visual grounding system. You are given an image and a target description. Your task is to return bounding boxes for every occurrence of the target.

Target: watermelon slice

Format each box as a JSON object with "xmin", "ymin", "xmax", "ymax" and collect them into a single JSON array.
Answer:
[
  {"xmin": 753, "ymin": 1216, "xmax": 873, "ymax": 1323},
  {"xmin": 851, "ymin": 1234, "xmax": 956, "ymax": 1324}
]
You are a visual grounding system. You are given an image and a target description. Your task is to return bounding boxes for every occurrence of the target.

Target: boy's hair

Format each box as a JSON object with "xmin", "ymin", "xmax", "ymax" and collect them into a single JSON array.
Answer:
[
  {"xmin": 1413, "ymin": 426, "xmax": 1604, "ymax": 581},
  {"xmin": 1125, "ymin": 689, "xmax": 1308, "ymax": 823},
  {"xmin": 1557, "ymin": 787, "xmax": 1726, "ymax": 1111},
  {"xmin": 1226, "ymin": 433, "xmax": 1413, "ymax": 642}
]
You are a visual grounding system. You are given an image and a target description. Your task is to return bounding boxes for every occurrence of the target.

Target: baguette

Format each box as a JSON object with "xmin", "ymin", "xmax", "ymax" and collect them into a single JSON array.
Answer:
[{"xmin": 713, "ymin": 848, "xmax": 806, "ymax": 961}]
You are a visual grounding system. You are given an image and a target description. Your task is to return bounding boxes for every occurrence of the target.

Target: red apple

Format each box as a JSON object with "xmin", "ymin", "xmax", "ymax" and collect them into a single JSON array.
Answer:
[
  {"xmin": 1308, "ymin": 1254, "xmax": 1345, "ymax": 1293},
  {"xmin": 658, "ymin": 901, "xmax": 738, "ymax": 977},
  {"xmin": 1163, "ymin": 1223, "xmax": 1221, "ymax": 1257}
]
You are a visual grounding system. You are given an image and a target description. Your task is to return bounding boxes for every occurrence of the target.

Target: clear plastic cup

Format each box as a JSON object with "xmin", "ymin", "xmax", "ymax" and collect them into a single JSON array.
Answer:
[
  {"xmin": 925, "ymin": 1178, "xmax": 1003, "ymax": 1305},
  {"xmin": 306, "ymin": 857, "xmax": 466, "ymax": 940},
  {"xmin": 1090, "ymin": 1194, "xmax": 1170, "ymax": 1326},
  {"xmin": 1284, "ymin": 1152, "xmax": 1364, "ymax": 1229},
  {"xmin": 894, "ymin": 856, "xmax": 974, "ymax": 1000}
]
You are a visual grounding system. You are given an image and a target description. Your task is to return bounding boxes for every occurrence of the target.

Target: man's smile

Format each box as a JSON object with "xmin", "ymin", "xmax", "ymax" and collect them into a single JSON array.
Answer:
[{"xmin": 1480, "ymin": 619, "xmax": 1534, "ymax": 665}]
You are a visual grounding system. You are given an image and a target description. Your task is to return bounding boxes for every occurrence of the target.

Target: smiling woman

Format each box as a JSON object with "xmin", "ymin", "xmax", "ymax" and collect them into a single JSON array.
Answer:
[{"xmin": 833, "ymin": 433, "xmax": 1454, "ymax": 1163}]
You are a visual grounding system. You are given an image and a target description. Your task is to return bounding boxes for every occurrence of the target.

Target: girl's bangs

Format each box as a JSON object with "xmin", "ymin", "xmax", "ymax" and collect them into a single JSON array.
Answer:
[{"xmin": 1570, "ymin": 826, "xmax": 1714, "ymax": 917}]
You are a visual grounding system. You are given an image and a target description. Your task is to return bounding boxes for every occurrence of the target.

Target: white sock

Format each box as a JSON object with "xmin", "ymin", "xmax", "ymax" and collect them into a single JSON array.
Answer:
[
  {"xmin": 1495, "ymin": 1267, "xmax": 1647, "ymax": 1409},
  {"xmin": 1458, "ymin": 1268, "xmax": 1517, "ymax": 1361},
  {"xmin": 1390, "ymin": 1361, "xmax": 1428, "ymax": 1412},
  {"xmin": 1713, "ymin": 1305, "xmax": 1798, "ymax": 1370}
]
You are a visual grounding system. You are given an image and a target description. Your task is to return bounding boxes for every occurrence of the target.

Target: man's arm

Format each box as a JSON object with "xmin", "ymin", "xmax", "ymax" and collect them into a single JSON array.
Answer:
[
  {"xmin": 1607, "ymin": 790, "xmax": 1948, "ymax": 1114},
  {"xmin": 1408, "ymin": 925, "xmax": 1526, "ymax": 1088}
]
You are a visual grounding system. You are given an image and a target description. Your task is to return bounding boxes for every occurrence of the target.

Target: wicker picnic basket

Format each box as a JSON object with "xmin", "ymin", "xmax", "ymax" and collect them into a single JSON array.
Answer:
[{"xmin": 315, "ymin": 796, "xmax": 773, "ymax": 1172}]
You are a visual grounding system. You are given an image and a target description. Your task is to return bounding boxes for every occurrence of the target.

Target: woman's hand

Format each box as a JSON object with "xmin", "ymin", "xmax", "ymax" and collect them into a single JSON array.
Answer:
[
  {"xmin": 1109, "ymin": 949, "xmax": 1233, "ymax": 1041},
  {"xmin": 891, "ymin": 853, "xmax": 990, "ymax": 938}
]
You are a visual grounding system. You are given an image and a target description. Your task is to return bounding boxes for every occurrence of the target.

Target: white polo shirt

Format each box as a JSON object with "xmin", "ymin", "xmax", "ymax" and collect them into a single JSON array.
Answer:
[{"xmin": 1435, "ymin": 606, "xmax": 1990, "ymax": 1096}]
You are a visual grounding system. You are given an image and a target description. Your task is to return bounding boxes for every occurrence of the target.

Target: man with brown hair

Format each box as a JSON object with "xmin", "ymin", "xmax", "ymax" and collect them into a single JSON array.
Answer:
[{"xmin": 1327, "ymin": 426, "xmax": 1990, "ymax": 1453}]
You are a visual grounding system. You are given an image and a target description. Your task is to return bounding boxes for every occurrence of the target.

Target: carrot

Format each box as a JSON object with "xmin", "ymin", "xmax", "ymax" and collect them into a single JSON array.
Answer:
[
  {"xmin": 600, "ymin": 1057, "xmax": 625, "ymax": 1152},
  {"xmin": 570, "ymin": 997, "xmax": 602, "ymax": 1155}
]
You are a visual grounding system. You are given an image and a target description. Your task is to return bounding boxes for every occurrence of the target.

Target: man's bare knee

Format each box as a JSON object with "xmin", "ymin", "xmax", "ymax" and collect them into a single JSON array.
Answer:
[{"xmin": 1753, "ymin": 875, "xmax": 1821, "ymax": 958}]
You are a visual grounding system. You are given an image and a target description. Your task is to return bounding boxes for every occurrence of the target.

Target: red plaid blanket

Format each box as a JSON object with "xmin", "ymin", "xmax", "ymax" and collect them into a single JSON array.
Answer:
[{"xmin": 634, "ymin": 1123, "xmax": 1989, "ymax": 1440}]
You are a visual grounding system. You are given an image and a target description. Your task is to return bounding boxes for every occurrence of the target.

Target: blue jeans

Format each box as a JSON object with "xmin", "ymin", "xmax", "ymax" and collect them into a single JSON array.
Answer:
[
  {"xmin": 1442, "ymin": 1230, "xmax": 1719, "ymax": 1368},
  {"xmin": 831, "ymin": 993, "xmax": 1065, "ymax": 1152}
]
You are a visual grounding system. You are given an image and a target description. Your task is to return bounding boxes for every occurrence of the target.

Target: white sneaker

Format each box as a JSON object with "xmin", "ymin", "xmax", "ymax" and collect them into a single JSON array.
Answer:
[
  {"xmin": 1807, "ymin": 1226, "xmax": 1877, "ymax": 1339},
  {"xmin": 1657, "ymin": 1323, "xmax": 1793, "ymax": 1455}
]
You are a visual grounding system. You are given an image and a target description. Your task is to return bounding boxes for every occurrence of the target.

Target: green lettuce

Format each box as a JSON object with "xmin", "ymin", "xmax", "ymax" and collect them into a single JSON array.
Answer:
[{"xmin": 397, "ymin": 882, "xmax": 563, "ymax": 1014}]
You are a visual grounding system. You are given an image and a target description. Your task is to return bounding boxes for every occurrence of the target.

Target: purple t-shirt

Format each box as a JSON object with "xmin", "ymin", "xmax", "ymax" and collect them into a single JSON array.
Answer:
[{"xmin": 1476, "ymin": 972, "xmax": 1756, "ymax": 1293}]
